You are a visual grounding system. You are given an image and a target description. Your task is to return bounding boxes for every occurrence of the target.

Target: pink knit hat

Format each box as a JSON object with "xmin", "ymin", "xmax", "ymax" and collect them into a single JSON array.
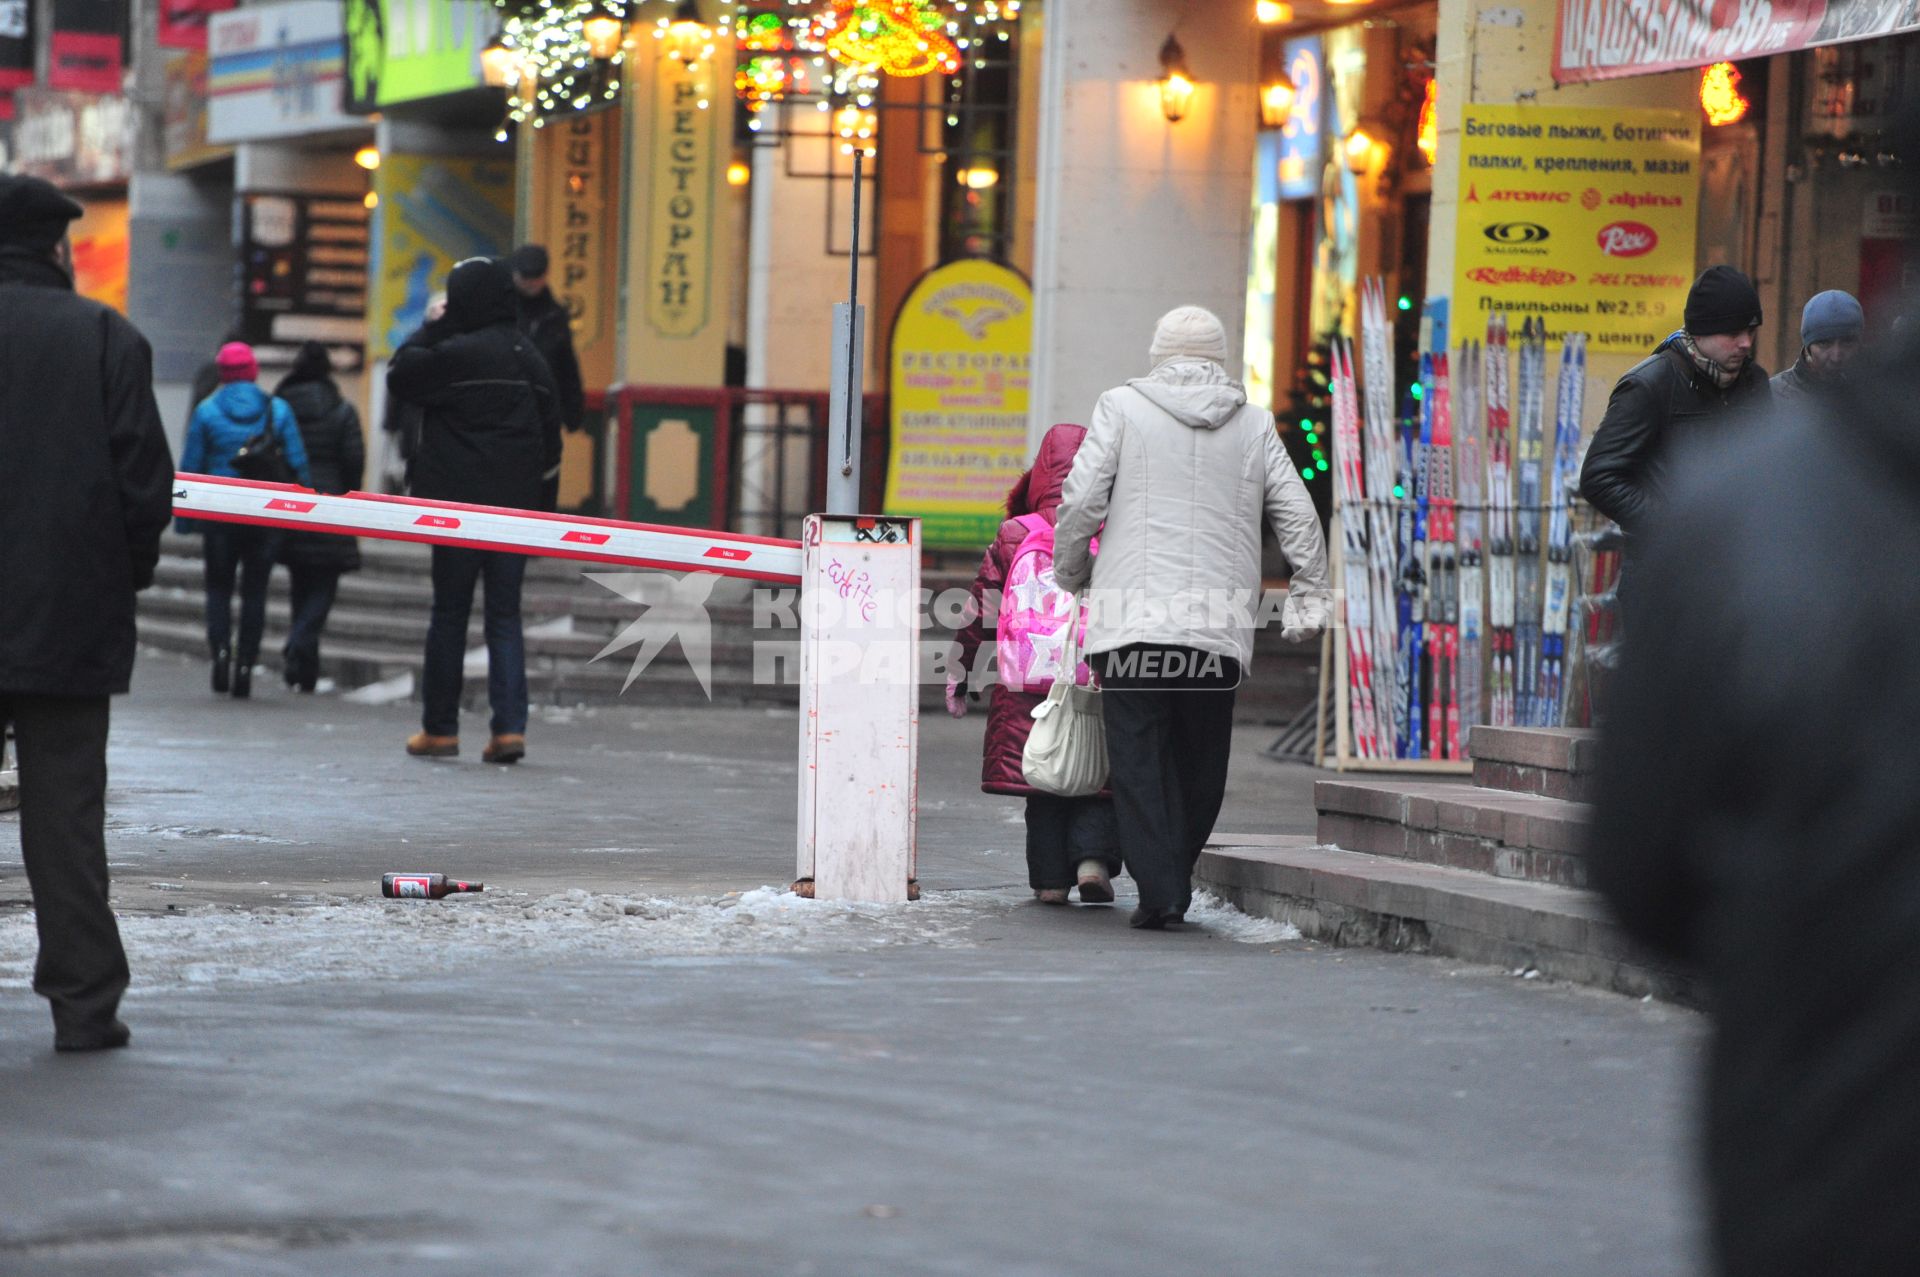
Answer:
[{"xmin": 216, "ymin": 342, "xmax": 259, "ymax": 383}]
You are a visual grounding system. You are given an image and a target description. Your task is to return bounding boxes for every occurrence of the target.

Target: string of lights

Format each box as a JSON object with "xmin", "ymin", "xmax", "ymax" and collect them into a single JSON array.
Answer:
[{"xmin": 487, "ymin": 0, "xmax": 1022, "ymax": 134}]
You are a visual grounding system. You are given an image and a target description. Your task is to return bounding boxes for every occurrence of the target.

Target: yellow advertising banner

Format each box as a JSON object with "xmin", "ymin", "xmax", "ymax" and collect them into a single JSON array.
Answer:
[
  {"xmin": 1453, "ymin": 105, "xmax": 1699, "ymax": 354},
  {"xmin": 883, "ymin": 259, "xmax": 1032, "ymax": 548},
  {"xmin": 367, "ymin": 152, "xmax": 515, "ymax": 361},
  {"xmin": 529, "ymin": 109, "xmax": 619, "ymax": 390}
]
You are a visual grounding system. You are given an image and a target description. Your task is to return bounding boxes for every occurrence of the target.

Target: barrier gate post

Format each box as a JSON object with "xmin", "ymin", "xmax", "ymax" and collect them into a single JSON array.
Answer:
[{"xmin": 794, "ymin": 514, "xmax": 920, "ymax": 903}]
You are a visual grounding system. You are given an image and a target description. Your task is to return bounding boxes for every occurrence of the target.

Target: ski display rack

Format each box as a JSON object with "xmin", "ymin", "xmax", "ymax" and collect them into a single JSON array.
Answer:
[{"xmin": 1314, "ymin": 280, "xmax": 1605, "ymax": 772}]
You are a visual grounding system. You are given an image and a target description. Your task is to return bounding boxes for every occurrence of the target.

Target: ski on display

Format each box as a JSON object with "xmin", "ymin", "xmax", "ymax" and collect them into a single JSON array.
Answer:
[
  {"xmin": 1540, "ymin": 333, "xmax": 1586, "ymax": 725},
  {"xmin": 1324, "ymin": 282, "xmax": 1597, "ymax": 762}
]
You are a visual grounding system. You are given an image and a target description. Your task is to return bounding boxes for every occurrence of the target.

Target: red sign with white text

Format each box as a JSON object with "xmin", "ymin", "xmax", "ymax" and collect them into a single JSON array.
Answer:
[{"xmin": 1554, "ymin": 0, "xmax": 1918, "ymax": 85}]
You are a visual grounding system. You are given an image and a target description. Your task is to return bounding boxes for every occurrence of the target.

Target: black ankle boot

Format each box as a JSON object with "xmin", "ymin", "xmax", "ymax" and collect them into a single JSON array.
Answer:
[
  {"xmin": 211, "ymin": 647, "xmax": 231, "ymax": 694},
  {"xmin": 231, "ymin": 663, "xmax": 252, "ymax": 699}
]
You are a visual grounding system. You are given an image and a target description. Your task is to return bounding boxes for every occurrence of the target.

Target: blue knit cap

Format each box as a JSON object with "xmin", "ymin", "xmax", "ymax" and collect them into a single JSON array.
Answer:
[{"xmin": 1801, "ymin": 290, "xmax": 1864, "ymax": 347}]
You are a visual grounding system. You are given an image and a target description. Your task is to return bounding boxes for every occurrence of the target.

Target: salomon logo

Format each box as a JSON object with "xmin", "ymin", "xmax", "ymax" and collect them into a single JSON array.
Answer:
[{"xmin": 1483, "ymin": 222, "xmax": 1550, "ymax": 244}]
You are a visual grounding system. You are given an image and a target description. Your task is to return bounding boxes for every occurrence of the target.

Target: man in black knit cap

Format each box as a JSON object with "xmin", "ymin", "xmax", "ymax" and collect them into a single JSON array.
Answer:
[{"xmin": 1579, "ymin": 264, "xmax": 1773, "ymax": 609}]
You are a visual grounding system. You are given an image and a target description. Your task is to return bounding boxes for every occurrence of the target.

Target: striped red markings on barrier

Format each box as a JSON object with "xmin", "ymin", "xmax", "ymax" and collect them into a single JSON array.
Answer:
[{"xmin": 170, "ymin": 474, "xmax": 807, "ymax": 585}]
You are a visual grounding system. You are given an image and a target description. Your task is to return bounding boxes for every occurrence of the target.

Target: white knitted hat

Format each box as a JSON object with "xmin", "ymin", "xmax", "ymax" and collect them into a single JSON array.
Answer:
[{"xmin": 1149, "ymin": 305, "xmax": 1229, "ymax": 367}]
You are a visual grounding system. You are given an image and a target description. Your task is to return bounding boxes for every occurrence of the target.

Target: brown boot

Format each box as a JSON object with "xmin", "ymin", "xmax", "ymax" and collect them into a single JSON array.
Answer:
[
  {"xmin": 481, "ymin": 734, "xmax": 526, "ymax": 765},
  {"xmin": 406, "ymin": 732, "xmax": 459, "ymax": 758}
]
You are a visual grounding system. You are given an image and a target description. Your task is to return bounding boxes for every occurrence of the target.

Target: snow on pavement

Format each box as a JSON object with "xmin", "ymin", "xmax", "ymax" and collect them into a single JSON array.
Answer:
[{"xmin": 0, "ymin": 888, "xmax": 1298, "ymax": 993}]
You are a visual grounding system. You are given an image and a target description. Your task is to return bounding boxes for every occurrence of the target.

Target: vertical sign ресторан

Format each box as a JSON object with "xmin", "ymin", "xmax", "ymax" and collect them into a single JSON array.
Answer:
[{"xmin": 647, "ymin": 54, "xmax": 715, "ymax": 339}]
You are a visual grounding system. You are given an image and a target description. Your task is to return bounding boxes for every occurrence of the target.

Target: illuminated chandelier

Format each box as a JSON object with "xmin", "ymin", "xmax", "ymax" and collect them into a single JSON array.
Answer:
[
  {"xmin": 730, "ymin": 0, "xmax": 1020, "ymax": 130},
  {"xmin": 815, "ymin": 0, "xmax": 960, "ymax": 78}
]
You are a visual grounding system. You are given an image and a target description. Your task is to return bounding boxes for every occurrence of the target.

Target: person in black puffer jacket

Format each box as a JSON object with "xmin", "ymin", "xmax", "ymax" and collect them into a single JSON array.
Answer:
[
  {"xmin": 387, "ymin": 256, "xmax": 562, "ymax": 766},
  {"xmin": 274, "ymin": 342, "xmax": 364, "ymax": 693}
]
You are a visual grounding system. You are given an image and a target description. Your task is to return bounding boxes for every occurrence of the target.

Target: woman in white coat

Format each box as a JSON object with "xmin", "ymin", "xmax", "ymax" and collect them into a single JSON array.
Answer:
[{"xmin": 1054, "ymin": 306, "xmax": 1330, "ymax": 929}]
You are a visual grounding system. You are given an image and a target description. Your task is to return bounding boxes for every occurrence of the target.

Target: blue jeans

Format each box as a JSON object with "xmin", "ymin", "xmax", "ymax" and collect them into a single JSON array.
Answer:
[
  {"xmin": 283, "ymin": 565, "xmax": 341, "ymax": 689},
  {"xmin": 202, "ymin": 525, "xmax": 282, "ymax": 666},
  {"xmin": 422, "ymin": 547, "xmax": 528, "ymax": 738}
]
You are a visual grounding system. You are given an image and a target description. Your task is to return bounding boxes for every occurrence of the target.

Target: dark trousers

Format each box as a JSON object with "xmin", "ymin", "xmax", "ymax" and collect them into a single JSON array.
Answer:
[
  {"xmin": 0, "ymin": 694, "xmax": 127, "ymax": 1035},
  {"xmin": 422, "ymin": 547, "xmax": 528, "ymax": 738},
  {"xmin": 202, "ymin": 525, "xmax": 281, "ymax": 666},
  {"xmin": 1024, "ymin": 794, "xmax": 1122, "ymax": 891},
  {"xmin": 1099, "ymin": 644, "xmax": 1241, "ymax": 914},
  {"xmin": 283, "ymin": 565, "xmax": 342, "ymax": 689}
]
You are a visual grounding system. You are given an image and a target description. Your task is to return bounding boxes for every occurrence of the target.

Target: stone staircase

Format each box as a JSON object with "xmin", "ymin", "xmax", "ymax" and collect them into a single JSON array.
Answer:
[
  {"xmin": 139, "ymin": 536, "xmax": 1321, "ymax": 720},
  {"xmin": 1199, "ymin": 726, "xmax": 1694, "ymax": 1002},
  {"xmin": 139, "ymin": 535, "xmax": 800, "ymax": 709}
]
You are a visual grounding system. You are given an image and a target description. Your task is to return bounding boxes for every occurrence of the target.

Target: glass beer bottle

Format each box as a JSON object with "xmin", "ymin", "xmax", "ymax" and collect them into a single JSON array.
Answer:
[{"xmin": 381, "ymin": 873, "xmax": 485, "ymax": 899}]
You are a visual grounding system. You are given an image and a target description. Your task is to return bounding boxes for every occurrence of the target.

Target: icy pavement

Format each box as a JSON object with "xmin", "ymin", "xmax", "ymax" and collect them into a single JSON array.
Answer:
[{"xmin": 0, "ymin": 888, "xmax": 1297, "ymax": 992}]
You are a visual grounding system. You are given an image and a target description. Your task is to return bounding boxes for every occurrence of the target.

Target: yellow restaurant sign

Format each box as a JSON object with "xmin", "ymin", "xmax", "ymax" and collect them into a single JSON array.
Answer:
[
  {"xmin": 644, "ymin": 55, "xmax": 715, "ymax": 340},
  {"xmin": 1453, "ymin": 105, "xmax": 1699, "ymax": 354},
  {"xmin": 883, "ymin": 259, "xmax": 1033, "ymax": 548}
]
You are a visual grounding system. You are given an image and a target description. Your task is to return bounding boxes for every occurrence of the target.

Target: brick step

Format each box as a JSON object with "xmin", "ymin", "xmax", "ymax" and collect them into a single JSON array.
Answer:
[
  {"xmin": 149, "ymin": 554, "xmax": 771, "ymax": 629},
  {"xmin": 138, "ymin": 590, "xmax": 785, "ymax": 666},
  {"xmin": 1315, "ymin": 778, "xmax": 1591, "ymax": 888},
  {"xmin": 1467, "ymin": 725, "xmax": 1599, "ymax": 803},
  {"xmin": 134, "ymin": 616, "xmax": 800, "ymax": 709},
  {"xmin": 1195, "ymin": 836, "xmax": 1691, "ymax": 1003}
]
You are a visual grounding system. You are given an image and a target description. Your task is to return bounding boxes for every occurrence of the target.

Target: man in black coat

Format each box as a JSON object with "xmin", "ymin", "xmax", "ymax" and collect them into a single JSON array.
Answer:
[
  {"xmin": 1578, "ymin": 265, "xmax": 1773, "ymax": 606},
  {"xmin": 1586, "ymin": 317, "xmax": 1920, "ymax": 1277},
  {"xmin": 388, "ymin": 256, "xmax": 562, "ymax": 766},
  {"xmin": 510, "ymin": 243, "xmax": 586, "ymax": 433},
  {"xmin": 0, "ymin": 175, "xmax": 175, "ymax": 1052}
]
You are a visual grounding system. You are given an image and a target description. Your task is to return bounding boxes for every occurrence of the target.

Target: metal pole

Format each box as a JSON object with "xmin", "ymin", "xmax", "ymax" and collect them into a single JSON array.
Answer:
[{"xmin": 825, "ymin": 146, "xmax": 865, "ymax": 515}]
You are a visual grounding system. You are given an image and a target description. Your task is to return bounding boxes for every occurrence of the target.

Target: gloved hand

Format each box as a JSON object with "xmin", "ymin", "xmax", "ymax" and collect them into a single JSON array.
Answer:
[
  {"xmin": 945, "ymin": 676, "xmax": 970, "ymax": 719},
  {"xmin": 1280, "ymin": 587, "xmax": 1331, "ymax": 643}
]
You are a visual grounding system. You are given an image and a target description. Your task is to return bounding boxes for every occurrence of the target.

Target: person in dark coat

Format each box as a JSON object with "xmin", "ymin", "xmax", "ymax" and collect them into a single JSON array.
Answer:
[
  {"xmin": 949, "ymin": 424, "xmax": 1122, "ymax": 906},
  {"xmin": 510, "ymin": 244, "xmax": 586, "ymax": 433},
  {"xmin": 511, "ymin": 245, "xmax": 585, "ymax": 512},
  {"xmin": 1586, "ymin": 315, "xmax": 1920, "ymax": 1277},
  {"xmin": 380, "ymin": 291, "xmax": 443, "ymax": 492},
  {"xmin": 1770, "ymin": 289, "xmax": 1863, "ymax": 409},
  {"xmin": 274, "ymin": 342, "xmax": 364, "ymax": 692},
  {"xmin": 0, "ymin": 174, "xmax": 175, "ymax": 1052},
  {"xmin": 388, "ymin": 256, "xmax": 563, "ymax": 765},
  {"xmin": 1578, "ymin": 265, "xmax": 1772, "ymax": 610},
  {"xmin": 178, "ymin": 342, "xmax": 309, "ymax": 699}
]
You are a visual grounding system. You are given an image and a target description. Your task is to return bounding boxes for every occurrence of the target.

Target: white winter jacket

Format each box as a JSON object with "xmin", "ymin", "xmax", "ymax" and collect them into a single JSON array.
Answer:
[{"xmin": 1053, "ymin": 358, "xmax": 1331, "ymax": 669}]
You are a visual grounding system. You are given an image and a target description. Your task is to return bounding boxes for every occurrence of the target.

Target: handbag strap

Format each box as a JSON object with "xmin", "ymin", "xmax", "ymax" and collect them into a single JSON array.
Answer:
[{"xmin": 1052, "ymin": 593, "xmax": 1089, "ymax": 700}]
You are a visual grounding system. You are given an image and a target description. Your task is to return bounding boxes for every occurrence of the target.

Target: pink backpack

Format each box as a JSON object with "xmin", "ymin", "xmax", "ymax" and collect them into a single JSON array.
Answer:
[{"xmin": 996, "ymin": 514, "xmax": 1093, "ymax": 693}]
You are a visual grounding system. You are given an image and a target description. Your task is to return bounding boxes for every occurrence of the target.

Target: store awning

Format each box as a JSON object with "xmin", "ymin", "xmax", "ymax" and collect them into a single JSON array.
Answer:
[{"xmin": 1554, "ymin": 0, "xmax": 1920, "ymax": 84}]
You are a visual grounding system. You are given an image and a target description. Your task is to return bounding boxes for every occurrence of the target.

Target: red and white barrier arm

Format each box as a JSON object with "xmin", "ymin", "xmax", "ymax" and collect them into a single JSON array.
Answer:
[{"xmin": 172, "ymin": 474, "xmax": 803, "ymax": 586}]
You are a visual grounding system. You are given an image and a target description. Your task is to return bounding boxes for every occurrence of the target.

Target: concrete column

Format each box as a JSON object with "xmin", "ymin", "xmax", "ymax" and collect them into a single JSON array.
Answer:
[{"xmin": 1026, "ymin": 0, "xmax": 1259, "ymax": 452}]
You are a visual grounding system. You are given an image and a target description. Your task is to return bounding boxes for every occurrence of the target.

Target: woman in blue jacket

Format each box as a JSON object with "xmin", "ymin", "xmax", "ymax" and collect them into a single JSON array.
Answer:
[{"xmin": 178, "ymin": 342, "xmax": 309, "ymax": 699}]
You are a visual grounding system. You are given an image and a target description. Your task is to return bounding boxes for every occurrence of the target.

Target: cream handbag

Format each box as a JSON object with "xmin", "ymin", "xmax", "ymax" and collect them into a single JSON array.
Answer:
[{"xmin": 1021, "ymin": 601, "xmax": 1108, "ymax": 796}]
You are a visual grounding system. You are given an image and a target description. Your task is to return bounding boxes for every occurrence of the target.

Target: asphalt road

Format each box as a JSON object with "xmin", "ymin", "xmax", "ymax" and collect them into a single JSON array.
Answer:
[{"xmin": 0, "ymin": 650, "xmax": 1706, "ymax": 1276}]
